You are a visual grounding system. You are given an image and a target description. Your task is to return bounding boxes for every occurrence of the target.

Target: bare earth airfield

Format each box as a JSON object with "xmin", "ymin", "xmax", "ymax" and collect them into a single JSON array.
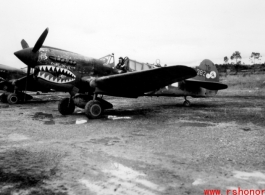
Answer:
[{"xmin": 0, "ymin": 86, "xmax": 265, "ymax": 194}]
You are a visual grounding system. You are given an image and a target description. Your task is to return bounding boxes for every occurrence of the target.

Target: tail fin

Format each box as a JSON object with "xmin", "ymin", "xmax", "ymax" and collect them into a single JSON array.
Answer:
[
  {"xmin": 194, "ymin": 59, "xmax": 220, "ymax": 82},
  {"xmin": 186, "ymin": 59, "xmax": 228, "ymax": 90}
]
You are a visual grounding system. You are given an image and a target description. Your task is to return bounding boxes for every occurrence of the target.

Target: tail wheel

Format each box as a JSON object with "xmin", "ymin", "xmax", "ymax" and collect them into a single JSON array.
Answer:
[
  {"xmin": 183, "ymin": 100, "xmax": 191, "ymax": 107},
  {"xmin": 85, "ymin": 100, "xmax": 102, "ymax": 119},
  {"xmin": 7, "ymin": 93, "xmax": 19, "ymax": 104},
  {"xmin": 58, "ymin": 98, "xmax": 75, "ymax": 115}
]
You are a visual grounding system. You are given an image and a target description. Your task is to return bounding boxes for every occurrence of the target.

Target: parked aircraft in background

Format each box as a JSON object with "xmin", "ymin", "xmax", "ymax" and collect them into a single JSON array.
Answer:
[
  {"xmin": 0, "ymin": 64, "xmax": 50, "ymax": 103},
  {"xmin": 0, "ymin": 64, "xmax": 26, "ymax": 84}
]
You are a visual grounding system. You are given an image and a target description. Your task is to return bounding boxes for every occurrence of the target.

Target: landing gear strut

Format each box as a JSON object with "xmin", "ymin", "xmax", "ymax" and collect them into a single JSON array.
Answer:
[
  {"xmin": 58, "ymin": 93, "xmax": 113, "ymax": 119},
  {"xmin": 183, "ymin": 96, "xmax": 191, "ymax": 107},
  {"xmin": 1, "ymin": 91, "xmax": 33, "ymax": 104}
]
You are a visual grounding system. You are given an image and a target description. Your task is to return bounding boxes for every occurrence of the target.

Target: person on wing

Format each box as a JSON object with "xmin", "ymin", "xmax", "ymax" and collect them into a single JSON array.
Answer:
[{"xmin": 115, "ymin": 57, "xmax": 127, "ymax": 73}]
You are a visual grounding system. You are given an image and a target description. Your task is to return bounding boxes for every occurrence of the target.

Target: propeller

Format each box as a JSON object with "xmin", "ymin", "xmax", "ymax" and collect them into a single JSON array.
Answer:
[
  {"xmin": 16, "ymin": 28, "xmax": 49, "ymax": 102},
  {"xmin": 32, "ymin": 28, "xmax": 49, "ymax": 52},
  {"xmin": 21, "ymin": 39, "xmax": 29, "ymax": 49},
  {"xmin": 14, "ymin": 28, "xmax": 49, "ymax": 67}
]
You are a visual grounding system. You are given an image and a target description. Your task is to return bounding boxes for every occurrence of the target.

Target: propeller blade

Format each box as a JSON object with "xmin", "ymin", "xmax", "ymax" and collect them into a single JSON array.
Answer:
[
  {"xmin": 32, "ymin": 28, "xmax": 49, "ymax": 53},
  {"xmin": 21, "ymin": 39, "xmax": 29, "ymax": 49}
]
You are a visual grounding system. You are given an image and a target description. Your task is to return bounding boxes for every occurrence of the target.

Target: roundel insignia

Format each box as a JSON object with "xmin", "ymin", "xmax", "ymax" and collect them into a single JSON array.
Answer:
[
  {"xmin": 206, "ymin": 71, "xmax": 216, "ymax": 79},
  {"xmin": 210, "ymin": 71, "xmax": 216, "ymax": 78}
]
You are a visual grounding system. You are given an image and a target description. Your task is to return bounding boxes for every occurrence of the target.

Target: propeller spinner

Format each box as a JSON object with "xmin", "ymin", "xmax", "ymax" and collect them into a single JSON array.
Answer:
[{"xmin": 14, "ymin": 28, "xmax": 49, "ymax": 68}]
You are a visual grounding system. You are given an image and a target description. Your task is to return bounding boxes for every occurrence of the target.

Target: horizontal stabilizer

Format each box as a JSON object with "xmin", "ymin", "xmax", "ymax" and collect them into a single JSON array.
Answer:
[
  {"xmin": 91, "ymin": 65, "xmax": 197, "ymax": 97},
  {"xmin": 185, "ymin": 79, "xmax": 228, "ymax": 90}
]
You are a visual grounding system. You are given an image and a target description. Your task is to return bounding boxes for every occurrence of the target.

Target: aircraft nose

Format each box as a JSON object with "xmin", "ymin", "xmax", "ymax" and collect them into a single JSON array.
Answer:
[
  {"xmin": 14, "ymin": 48, "xmax": 38, "ymax": 68},
  {"xmin": 14, "ymin": 50, "xmax": 24, "ymax": 61}
]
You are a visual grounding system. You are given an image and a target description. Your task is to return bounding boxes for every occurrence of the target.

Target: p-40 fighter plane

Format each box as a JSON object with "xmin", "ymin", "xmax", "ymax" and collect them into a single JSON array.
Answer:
[
  {"xmin": 0, "ymin": 63, "xmax": 50, "ymax": 103},
  {"xmin": 14, "ymin": 28, "xmax": 227, "ymax": 118}
]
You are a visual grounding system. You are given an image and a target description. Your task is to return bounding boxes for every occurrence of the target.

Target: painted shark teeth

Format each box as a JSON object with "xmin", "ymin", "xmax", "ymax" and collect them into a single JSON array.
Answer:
[
  {"xmin": 36, "ymin": 65, "xmax": 76, "ymax": 84},
  {"xmin": 37, "ymin": 72, "xmax": 75, "ymax": 83},
  {"xmin": 37, "ymin": 65, "xmax": 76, "ymax": 78}
]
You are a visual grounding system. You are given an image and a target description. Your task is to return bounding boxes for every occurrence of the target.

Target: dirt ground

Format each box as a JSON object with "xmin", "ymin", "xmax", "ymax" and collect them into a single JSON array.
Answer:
[{"xmin": 0, "ymin": 91, "xmax": 264, "ymax": 195}]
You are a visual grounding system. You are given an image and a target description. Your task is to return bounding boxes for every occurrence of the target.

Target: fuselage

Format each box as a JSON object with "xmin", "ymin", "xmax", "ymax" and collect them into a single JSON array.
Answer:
[{"xmin": 14, "ymin": 46, "xmax": 118, "ymax": 93}]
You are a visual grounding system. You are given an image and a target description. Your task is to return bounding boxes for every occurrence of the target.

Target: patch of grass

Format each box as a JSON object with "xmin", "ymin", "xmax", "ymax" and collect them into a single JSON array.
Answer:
[{"xmin": 220, "ymin": 74, "xmax": 265, "ymax": 89}]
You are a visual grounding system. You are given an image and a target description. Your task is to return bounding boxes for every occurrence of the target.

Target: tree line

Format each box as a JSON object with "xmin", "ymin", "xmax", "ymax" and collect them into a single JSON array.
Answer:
[
  {"xmin": 217, "ymin": 51, "xmax": 265, "ymax": 74},
  {"xmin": 223, "ymin": 51, "xmax": 262, "ymax": 65}
]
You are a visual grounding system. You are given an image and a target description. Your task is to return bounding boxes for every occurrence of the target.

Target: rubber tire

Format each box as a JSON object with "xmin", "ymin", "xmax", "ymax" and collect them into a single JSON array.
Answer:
[
  {"xmin": 58, "ymin": 98, "xmax": 75, "ymax": 115},
  {"xmin": 7, "ymin": 93, "xmax": 19, "ymax": 104},
  {"xmin": 183, "ymin": 100, "xmax": 191, "ymax": 107},
  {"xmin": 84, "ymin": 100, "xmax": 102, "ymax": 119}
]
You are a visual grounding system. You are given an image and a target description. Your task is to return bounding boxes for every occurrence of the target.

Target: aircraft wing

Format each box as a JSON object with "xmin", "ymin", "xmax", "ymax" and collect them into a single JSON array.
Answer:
[
  {"xmin": 185, "ymin": 78, "xmax": 228, "ymax": 90},
  {"xmin": 90, "ymin": 65, "xmax": 197, "ymax": 97}
]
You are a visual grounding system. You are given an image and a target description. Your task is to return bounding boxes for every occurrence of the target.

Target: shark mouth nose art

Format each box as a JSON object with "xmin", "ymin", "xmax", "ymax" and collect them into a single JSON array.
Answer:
[{"xmin": 36, "ymin": 65, "xmax": 76, "ymax": 84}]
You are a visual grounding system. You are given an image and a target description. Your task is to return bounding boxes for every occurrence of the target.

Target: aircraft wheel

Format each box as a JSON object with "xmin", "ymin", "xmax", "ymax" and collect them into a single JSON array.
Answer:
[
  {"xmin": 7, "ymin": 93, "xmax": 19, "ymax": 104},
  {"xmin": 183, "ymin": 100, "xmax": 191, "ymax": 107},
  {"xmin": 84, "ymin": 100, "xmax": 102, "ymax": 119},
  {"xmin": 58, "ymin": 98, "xmax": 75, "ymax": 115}
]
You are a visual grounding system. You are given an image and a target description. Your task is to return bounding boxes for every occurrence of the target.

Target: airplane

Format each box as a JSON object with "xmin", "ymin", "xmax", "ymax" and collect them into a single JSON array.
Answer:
[
  {"xmin": 14, "ymin": 28, "xmax": 227, "ymax": 119},
  {"xmin": 0, "ymin": 64, "xmax": 51, "ymax": 104},
  {"xmin": 0, "ymin": 64, "xmax": 26, "ymax": 86}
]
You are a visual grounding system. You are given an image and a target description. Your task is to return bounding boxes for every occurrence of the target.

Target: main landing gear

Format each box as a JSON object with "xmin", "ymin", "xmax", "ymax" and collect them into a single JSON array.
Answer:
[
  {"xmin": 58, "ymin": 98, "xmax": 75, "ymax": 115},
  {"xmin": 7, "ymin": 93, "xmax": 19, "ymax": 104},
  {"xmin": 58, "ymin": 93, "xmax": 113, "ymax": 119},
  {"xmin": 84, "ymin": 100, "xmax": 102, "ymax": 119},
  {"xmin": 183, "ymin": 96, "xmax": 191, "ymax": 107},
  {"xmin": 0, "ymin": 92, "xmax": 33, "ymax": 104}
]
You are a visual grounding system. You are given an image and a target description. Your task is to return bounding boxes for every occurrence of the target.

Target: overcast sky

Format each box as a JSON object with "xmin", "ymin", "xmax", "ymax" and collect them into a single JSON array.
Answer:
[{"xmin": 1, "ymin": 0, "xmax": 265, "ymax": 68}]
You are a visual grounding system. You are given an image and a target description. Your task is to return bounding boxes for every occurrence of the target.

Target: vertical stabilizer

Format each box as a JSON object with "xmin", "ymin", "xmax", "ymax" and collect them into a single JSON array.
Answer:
[{"xmin": 193, "ymin": 59, "xmax": 219, "ymax": 82}]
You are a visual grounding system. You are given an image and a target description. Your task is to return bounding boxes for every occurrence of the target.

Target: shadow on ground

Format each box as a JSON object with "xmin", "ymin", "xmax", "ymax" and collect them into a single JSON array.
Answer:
[{"xmin": 0, "ymin": 149, "xmax": 68, "ymax": 195}]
